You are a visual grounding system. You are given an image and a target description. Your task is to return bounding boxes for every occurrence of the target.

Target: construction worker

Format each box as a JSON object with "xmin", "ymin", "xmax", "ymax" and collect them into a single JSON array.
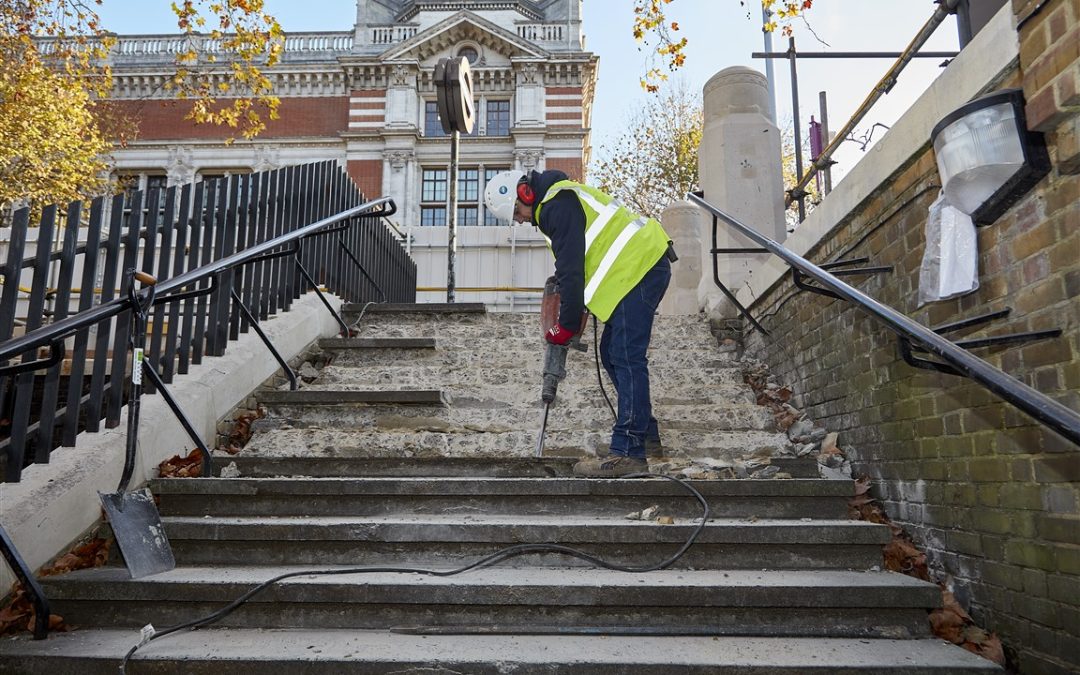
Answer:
[{"xmin": 484, "ymin": 169, "xmax": 674, "ymax": 477}]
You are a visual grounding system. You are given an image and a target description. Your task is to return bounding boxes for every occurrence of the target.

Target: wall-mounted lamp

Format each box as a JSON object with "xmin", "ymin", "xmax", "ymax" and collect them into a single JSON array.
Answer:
[{"xmin": 931, "ymin": 88, "xmax": 1051, "ymax": 225}]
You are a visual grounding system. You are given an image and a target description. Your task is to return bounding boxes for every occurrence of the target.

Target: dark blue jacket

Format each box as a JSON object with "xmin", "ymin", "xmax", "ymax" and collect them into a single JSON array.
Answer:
[{"xmin": 527, "ymin": 170, "xmax": 586, "ymax": 332}]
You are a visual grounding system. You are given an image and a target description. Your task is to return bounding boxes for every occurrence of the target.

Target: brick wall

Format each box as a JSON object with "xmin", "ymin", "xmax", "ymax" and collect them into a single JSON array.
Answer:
[
  {"xmin": 545, "ymin": 157, "xmax": 584, "ymax": 181},
  {"xmin": 742, "ymin": 5, "xmax": 1079, "ymax": 671},
  {"xmin": 346, "ymin": 159, "xmax": 382, "ymax": 200},
  {"xmin": 108, "ymin": 96, "xmax": 349, "ymax": 140}
]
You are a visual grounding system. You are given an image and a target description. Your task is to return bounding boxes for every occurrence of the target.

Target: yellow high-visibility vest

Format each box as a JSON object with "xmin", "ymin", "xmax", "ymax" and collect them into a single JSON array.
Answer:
[{"xmin": 534, "ymin": 180, "xmax": 670, "ymax": 322}]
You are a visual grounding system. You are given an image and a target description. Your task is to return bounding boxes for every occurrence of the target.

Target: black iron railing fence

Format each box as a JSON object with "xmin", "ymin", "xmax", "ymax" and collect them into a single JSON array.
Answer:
[{"xmin": 0, "ymin": 160, "xmax": 415, "ymax": 484}]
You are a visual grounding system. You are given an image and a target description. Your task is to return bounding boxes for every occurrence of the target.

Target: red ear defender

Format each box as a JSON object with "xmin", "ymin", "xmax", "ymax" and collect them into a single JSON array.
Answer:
[{"xmin": 516, "ymin": 180, "xmax": 536, "ymax": 205}]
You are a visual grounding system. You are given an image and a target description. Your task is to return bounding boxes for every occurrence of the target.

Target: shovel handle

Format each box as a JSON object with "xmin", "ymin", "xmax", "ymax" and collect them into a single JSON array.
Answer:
[{"xmin": 133, "ymin": 271, "xmax": 157, "ymax": 287}]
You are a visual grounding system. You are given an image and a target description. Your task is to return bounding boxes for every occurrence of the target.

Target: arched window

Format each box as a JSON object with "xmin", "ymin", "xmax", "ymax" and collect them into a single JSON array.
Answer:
[{"xmin": 458, "ymin": 46, "xmax": 478, "ymax": 64}]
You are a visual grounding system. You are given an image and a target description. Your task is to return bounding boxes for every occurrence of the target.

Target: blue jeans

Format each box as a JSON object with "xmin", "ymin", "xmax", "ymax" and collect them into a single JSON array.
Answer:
[{"xmin": 599, "ymin": 257, "xmax": 671, "ymax": 460}]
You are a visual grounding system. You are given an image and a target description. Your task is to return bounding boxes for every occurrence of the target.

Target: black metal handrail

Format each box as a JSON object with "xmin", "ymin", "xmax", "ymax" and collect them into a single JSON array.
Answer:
[
  {"xmin": 0, "ymin": 196, "xmax": 394, "ymax": 366},
  {"xmin": 689, "ymin": 193, "xmax": 1080, "ymax": 446},
  {"xmin": 0, "ymin": 162, "xmax": 415, "ymax": 640}
]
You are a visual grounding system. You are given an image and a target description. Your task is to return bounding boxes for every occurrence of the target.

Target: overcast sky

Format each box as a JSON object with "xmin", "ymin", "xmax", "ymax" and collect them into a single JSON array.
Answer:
[{"xmin": 92, "ymin": 0, "xmax": 961, "ymax": 184}]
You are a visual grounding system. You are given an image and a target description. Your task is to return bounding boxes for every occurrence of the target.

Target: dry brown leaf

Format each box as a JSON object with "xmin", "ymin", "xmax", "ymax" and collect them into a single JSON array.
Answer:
[
  {"xmin": 930, "ymin": 605, "xmax": 966, "ymax": 643},
  {"xmin": 158, "ymin": 448, "xmax": 204, "ymax": 478},
  {"xmin": 965, "ymin": 632, "xmax": 1005, "ymax": 665},
  {"xmin": 0, "ymin": 586, "xmax": 69, "ymax": 635},
  {"xmin": 853, "ymin": 475, "xmax": 872, "ymax": 495},
  {"xmin": 41, "ymin": 538, "xmax": 110, "ymax": 577}
]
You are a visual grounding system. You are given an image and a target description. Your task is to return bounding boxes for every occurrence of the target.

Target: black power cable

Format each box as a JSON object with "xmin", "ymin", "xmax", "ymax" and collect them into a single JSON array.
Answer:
[
  {"xmin": 592, "ymin": 318, "xmax": 617, "ymax": 421},
  {"xmin": 119, "ymin": 473, "xmax": 709, "ymax": 673}
]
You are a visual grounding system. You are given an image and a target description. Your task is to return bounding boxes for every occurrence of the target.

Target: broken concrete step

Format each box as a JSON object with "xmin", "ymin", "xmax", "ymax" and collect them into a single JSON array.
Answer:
[
  {"xmin": 151, "ymin": 476, "xmax": 853, "ymax": 519},
  {"xmin": 212, "ymin": 455, "xmax": 580, "ymax": 478},
  {"xmin": 43, "ymin": 567, "xmax": 940, "ymax": 638},
  {"xmin": 156, "ymin": 514, "xmax": 890, "ymax": 569},
  {"xmin": 0, "ymin": 629, "xmax": 1002, "ymax": 674},
  {"xmin": 307, "ymin": 363, "xmax": 746, "ymax": 389},
  {"xmin": 345, "ymin": 328, "xmax": 726, "ymax": 352},
  {"xmin": 210, "ymin": 455, "xmax": 817, "ymax": 479},
  {"xmin": 255, "ymin": 396, "xmax": 777, "ymax": 433},
  {"xmin": 318, "ymin": 342, "xmax": 739, "ymax": 369},
  {"xmin": 239, "ymin": 427, "xmax": 791, "ymax": 462},
  {"xmin": 264, "ymin": 383, "xmax": 759, "ymax": 411}
]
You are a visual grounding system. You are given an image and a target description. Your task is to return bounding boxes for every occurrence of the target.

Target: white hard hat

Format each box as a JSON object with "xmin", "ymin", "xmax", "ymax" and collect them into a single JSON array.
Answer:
[{"xmin": 484, "ymin": 170, "xmax": 525, "ymax": 223}]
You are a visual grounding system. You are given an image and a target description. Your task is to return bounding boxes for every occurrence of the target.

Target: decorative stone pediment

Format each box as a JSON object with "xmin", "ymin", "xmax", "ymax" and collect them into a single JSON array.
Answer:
[{"xmin": 380, "ymin": 10, "xmax": 548, "ymax": 62}]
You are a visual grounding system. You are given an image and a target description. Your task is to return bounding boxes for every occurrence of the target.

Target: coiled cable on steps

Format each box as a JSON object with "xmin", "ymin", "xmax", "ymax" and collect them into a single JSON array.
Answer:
[{"xmin": 118, "ymin": 473, "xmax": 709, "ymax": 673}]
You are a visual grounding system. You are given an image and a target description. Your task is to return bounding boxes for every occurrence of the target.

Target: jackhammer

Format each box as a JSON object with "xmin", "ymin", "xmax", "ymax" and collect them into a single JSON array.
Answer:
[{"xmin": 535, "ymin": 277, "xmax": 588, "ymax": 457}]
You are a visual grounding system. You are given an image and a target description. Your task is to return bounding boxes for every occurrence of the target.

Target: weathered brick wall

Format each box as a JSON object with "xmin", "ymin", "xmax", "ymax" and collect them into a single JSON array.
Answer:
[
  {"xmin": 105, "ymin": 96, "xmax": 349, "ymax": 140},
  {"xmin": 743, "ymin": 4, "xmax": 1079, "ymax": 671}
]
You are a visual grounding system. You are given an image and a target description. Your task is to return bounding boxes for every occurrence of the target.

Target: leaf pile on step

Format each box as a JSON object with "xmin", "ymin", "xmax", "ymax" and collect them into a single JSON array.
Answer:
[
  {"xmin": 0, "ymin": 537, "xmax": 110, "ymax": 635},
  {"xmin": 158, "ymin": 447, "xmax": 204, "ymax": 478},
  {"xmin": 743, "ymin": 363, "xmax": 799, "ymax": 430},
  {"xmin": 850, "ymin": 475, "xmax": 1004, "ymax": 666},
  {"xmin": 219, "ymin": 408, "xmax": 264, "ymax": 455},
  {"xmin": 931, "ymin": 590, "xmax": 1006, "ymax": 664}
]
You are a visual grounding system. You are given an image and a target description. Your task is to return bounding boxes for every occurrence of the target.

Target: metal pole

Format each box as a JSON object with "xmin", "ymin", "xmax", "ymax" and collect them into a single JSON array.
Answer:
[
  {"xmin": 787, "ymin": 37, "xmax": 806, "ymax": 222},
  {"xmin": 762, "ymin": 8, "xmax": 777, "ymax": 124},
  {"xmin": 819, "ymin": 91, "xmax": 832, "ymax": 195},
  {"xmin": 447, "ymin": 130, "xmax": 459, "ymax": 303},
  {"xmin": 780, "ymin": 0, "xmax": 960, "ymax": 207}
]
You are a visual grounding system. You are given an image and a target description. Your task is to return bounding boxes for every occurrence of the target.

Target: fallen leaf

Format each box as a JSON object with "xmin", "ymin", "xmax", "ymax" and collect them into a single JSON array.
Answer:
[
  {"xmin": 656, "ymin": 516, "xmax": 675, "ymax": 525},
  {"xmin": 158, "ymin": 447, "xmax": 204, "ymax": 478}
]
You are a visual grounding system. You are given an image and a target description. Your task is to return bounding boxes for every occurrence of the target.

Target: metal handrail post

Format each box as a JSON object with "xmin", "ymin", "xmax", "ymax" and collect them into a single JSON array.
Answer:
[{"xmin": 0, "ymin": 524, "xmax": 49, "ymax": 640}]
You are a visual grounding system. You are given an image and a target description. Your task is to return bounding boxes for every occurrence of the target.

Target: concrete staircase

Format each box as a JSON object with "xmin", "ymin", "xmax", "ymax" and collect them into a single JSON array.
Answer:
[{"xmin": 0, "ymin": 304, "xmax": 999, "ymax": 673}]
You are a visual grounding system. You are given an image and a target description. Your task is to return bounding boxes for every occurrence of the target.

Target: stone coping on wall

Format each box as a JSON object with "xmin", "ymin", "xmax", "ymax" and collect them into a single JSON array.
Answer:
[{"xmin": 735, "ymin": 2, "xmax": 1020, "ymax": 311}]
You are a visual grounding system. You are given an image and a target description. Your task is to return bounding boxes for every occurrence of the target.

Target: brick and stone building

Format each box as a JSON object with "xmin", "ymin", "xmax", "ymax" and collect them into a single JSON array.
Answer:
[{"xmin": 105, "ymin": 0, "xmax": 596, "ymax": 307}]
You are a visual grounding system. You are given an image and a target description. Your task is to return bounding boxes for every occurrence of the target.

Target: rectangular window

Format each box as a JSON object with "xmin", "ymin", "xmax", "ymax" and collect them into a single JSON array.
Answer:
[
  {"xmin": 483, "ymin": 168, "xmax": 510, "ymax": 225},
  {"xmin": 458, "ymin": 168, "xmax": 478, "ymax": 201},
  {"xmin": 421, "ymin": 207, "xmax": 446, "ymax": 227},
  {"xmin": 422, "ymin": 169, "xmax": 447, "ymax": 202},
  {"xmin": 485, "ymin": 100, "xmax": 511, "ymax": 136},
  {"xmin": 457, "ymin": 206, "xmax": 478, "ymax": 226},
  {"xmin": 425, "ymin": 101, "xmax": 447, "ymax": 137}
]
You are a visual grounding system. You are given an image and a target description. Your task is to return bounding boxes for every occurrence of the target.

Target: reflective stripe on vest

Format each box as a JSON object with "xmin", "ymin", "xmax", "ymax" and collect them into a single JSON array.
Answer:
[{"xmin": 534, "ymin": 180, "xmax": 670, "ymax": 322}]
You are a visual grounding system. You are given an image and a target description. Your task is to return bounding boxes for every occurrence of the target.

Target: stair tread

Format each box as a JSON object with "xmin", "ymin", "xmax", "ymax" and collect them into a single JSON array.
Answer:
[
  {"xmin": 151, "ymin": 476, "xmax": 852, "ymax": 497},
  {"xmin": 0, "ymin": 629, "xmax": 1002, "ymax": 672},
  {"xmin": 48, "ymin": 566, "xmax": 940, "ymax": 599}
]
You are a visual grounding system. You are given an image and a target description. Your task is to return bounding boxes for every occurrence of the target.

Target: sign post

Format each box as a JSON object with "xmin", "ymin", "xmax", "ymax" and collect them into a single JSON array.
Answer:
[{"xmin": 434, "ymin": 57, "xmax": 475, "ymax": 302}]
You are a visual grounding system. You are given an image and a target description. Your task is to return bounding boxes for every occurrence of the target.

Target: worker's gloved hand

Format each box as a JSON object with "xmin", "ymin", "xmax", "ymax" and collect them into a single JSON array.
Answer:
[{"xmin": 545, "ymin": 323, "xmax": 575, "ymax": 346}]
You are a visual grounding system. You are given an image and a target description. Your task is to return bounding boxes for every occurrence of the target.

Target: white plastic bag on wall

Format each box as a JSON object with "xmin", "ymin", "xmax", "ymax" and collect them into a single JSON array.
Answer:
[{"xmin": 919, "ymin": 191, "xmax": 979, "ymax": 306}]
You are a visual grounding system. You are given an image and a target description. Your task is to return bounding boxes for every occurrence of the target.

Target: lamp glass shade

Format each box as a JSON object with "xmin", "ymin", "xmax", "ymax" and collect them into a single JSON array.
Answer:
[{"xmin": 933, "ymin": 101, "xmax": 1025, "ymax": 215}]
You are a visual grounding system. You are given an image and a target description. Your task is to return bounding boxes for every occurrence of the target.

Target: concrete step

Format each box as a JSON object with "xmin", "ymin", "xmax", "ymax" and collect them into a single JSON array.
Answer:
[
  {"xmin": 211, "ymin": 455, "xmax": 819, "ymax": 479},
  {"xmin": 255, "ymin": 394, "xmax": 777, "ymax": 433},
  {"xmin": 0, "ymin": 629, "xmax": 1002, "ymax": 674},
  {"xmin": 240, "ymin": 426, "xmax": 790, "ymax": 461},
  {"xmin": 319, "ymin": 336, "xmax": 738, "ymax": 368},
  {"xmin": 155, "ymin": 514, "xmax": 890, "ymax": 569},
  {"xmin": 151, "ymin": 476, "xmax": 852, "ymax": 519},
  {"xmin": 307, "ymin": 363, "xmax": 746, "ymax": 390},
  {"xmin": 345, "ymin": 327, "xmax": 726, "ymax": 352},
  {"xmin": 43, "ymin": 567, "xmax": 940, "ymax": 638},
  {"xmin": 240, "ymin": 423, "xmax": 790, "ymax": 460}
]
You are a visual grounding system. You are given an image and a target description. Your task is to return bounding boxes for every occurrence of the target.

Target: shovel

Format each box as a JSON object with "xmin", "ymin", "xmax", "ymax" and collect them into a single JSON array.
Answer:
[{"xmin": 99, "ymin": 269, "xmax": 176, "ymax": 579}]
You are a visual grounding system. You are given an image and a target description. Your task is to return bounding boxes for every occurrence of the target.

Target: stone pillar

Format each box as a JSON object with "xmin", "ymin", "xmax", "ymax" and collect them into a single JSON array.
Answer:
[
  {"xmin": 657, "ymin": 200, "xmax": 704, "ymax": 315},
  {"xmin": 697, "ymin": 66, "xmax": 786, "ymax": 319}
]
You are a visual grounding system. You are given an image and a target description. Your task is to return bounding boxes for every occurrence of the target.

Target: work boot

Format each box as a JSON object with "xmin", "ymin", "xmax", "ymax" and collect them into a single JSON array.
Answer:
[{"xmin": 573, "ymin": 455, "xmax": 648, "ymax": 478}]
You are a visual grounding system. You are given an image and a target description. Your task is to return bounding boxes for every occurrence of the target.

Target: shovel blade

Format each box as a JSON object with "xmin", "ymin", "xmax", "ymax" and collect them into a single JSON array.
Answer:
[{"xmin": 99, "ymin": 488, "xmax": 175, "ymax": 579}]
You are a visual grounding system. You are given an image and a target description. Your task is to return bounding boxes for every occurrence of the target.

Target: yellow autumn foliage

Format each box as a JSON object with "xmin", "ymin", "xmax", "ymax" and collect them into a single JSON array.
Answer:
[{"xmin": 0, "ymin": 0, "xmax": 282, "ymax": 211}]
